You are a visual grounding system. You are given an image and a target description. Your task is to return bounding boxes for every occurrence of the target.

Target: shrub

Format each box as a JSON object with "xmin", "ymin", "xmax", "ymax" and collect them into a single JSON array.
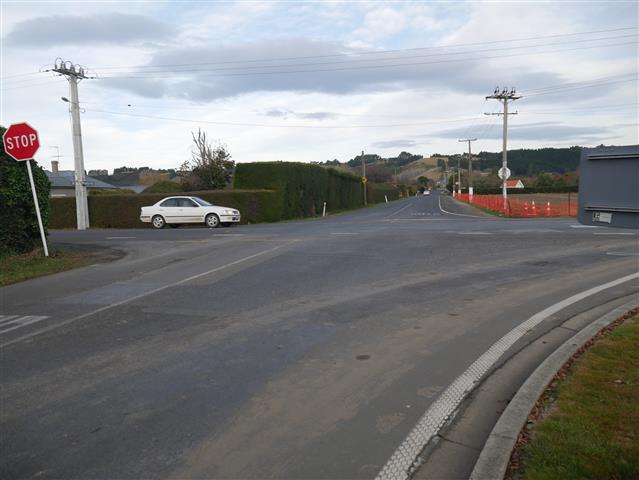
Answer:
[
  {"xmin": 49, "ymin": 189, "xmax": 280, "ymax": 228},
  {"xmin": 0, "ymin": 126, "xmax": 51, "ymax": 255}
]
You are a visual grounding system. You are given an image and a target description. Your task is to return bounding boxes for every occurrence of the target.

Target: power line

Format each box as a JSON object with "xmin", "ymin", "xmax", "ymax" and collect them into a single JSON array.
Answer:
[
  {"xmin": 82, "ymin": 107, "xmax": 491, "ymax": 129},
  {"xmin": 93, "ymin": 26, "xmax": 638, "ymax": 70},
  {"xmin": 96, "ymin": 41, "xmax": 638, "ymax": 80},
  {"xmin": 91, "ymin": 34, "xmax": 637, "ymax": 76},
  {"xmin": 521, "ymin": 72, "xmax": 637, "ymax": 93}
]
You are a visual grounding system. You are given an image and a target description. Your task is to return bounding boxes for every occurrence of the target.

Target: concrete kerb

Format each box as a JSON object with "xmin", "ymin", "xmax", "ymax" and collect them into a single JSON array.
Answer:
[{"xmin": 469, "ymin": 298, "xmax": 639, "ymax": 480}]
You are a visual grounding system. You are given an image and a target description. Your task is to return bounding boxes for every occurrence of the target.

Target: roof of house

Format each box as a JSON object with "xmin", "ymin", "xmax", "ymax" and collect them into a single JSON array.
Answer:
[
  {"xmin": 506, "ymin": 179, "xmax": 524, "ymax": 187},
  {"xmin": 45, "ymin": 171, "xmax": 118, "ymax": 189}
]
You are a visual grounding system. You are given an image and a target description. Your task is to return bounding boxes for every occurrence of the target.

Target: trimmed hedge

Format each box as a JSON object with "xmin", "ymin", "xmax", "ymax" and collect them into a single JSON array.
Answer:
[
  {"xmin": 234, "ymin": 162, "xmax": 363, "ymax": 219},
  {"xmin": 367, "ymin": 183, "xmax": 400, "ymax": 203},
  {"xmin": 1, "ymin": 127, "xmax": 51, "ymax": 255},
  {"xmin": 234, "ymin": 161, "xmax": 400, "ymax": 218},
  {"xmin": 49, "ymin": 189, "xmax": 280, "ymax": 229},
  {"xmin": 142, "ymin": 181, "xmax": 183, "ymax": 194}
]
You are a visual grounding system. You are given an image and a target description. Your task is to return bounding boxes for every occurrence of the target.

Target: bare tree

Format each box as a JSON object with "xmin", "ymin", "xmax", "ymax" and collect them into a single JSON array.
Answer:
[{"xmin": 182, "ymin": 129, "xmax": 235, "ymax": 190}]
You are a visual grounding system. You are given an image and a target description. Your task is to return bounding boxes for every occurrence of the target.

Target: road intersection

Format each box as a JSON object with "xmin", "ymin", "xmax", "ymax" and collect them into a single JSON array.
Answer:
[{"xmin": 1, "ymin": 192, "xmax": 638, "ymax": 479}]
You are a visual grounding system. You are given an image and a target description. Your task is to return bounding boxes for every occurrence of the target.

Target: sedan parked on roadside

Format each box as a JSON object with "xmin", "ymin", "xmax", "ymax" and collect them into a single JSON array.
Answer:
[{"xmin": 140, "ymin": 196, "xmax": 241, "ymax": 229}]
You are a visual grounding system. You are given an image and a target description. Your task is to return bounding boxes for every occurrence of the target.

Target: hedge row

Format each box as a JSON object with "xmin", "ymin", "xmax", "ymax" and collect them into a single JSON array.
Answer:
[
  {"xmin": 1, "ymin": 127, "xmax": 51, "ymax": 255},
  {"xmin": 49, "ymin": 189, "xmax": 280, "ymax": 229},
  {"xmin": 234, "ymin": 162, "xmax": 401, "ymax": 218},
  {"xmin": 367, "ymin": 182, "xmax": 401, "ymax": 203}
]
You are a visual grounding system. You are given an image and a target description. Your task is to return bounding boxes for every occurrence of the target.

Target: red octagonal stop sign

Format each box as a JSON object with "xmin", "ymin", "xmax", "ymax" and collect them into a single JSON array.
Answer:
[{"xmin": 3, "ymin": 122, "xmax": 40, "ymax": 161}]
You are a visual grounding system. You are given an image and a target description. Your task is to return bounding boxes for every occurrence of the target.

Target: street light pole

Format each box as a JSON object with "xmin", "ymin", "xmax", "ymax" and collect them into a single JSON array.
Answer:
[{"xmin": 53, "ymin": 58, "xmax": 90, "ymax": 230}]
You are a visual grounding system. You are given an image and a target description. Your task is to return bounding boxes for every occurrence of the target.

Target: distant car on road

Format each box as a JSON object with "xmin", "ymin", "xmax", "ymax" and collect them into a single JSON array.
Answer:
[
  {"xmin": 140, "ymin": 196, "xmax": 241, "ymax": 229},
  {"xmin": 423, "ymin": 190, "xmax": 431, "ymax": 195}
]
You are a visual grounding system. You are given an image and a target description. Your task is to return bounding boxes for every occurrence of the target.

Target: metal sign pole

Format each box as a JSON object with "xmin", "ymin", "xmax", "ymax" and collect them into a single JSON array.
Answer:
[{"xmin": 25, "ymin": 159, "xmax": 49, "ymax": 257}]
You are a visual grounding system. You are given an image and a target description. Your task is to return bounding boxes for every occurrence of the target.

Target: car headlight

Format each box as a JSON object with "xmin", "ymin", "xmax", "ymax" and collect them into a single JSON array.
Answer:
[{"xmin": 224, "ymin": 209, "xmax": 234, "ymax": 215}]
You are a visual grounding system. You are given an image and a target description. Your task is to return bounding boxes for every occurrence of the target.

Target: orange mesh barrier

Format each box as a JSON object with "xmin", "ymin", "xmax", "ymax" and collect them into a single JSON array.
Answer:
[{"xmin": 454, "ymin": 193, "xmax": 578, "ymax": 217}]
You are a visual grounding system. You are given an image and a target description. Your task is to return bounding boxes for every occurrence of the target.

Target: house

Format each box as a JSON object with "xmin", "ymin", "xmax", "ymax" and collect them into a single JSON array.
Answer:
[
  {"xmin": 46, "ymin": 161, "xmax": 119, "ymax": 197},
  {"xmin": 506, "ymin": 179, "xmax": 525, "ymax": 189}
]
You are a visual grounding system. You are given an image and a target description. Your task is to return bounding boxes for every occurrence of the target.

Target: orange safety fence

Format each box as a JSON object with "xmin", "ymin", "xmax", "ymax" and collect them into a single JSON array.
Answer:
[{"xmin": 453, "ymin": 193, "xmax": 578, "ymax": 217}]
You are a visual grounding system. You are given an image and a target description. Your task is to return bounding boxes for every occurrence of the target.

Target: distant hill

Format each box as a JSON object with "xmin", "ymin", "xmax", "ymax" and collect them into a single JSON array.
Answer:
[{"xmin": 476, "ymin": 147, "xmax": 581, "ymax": 175}]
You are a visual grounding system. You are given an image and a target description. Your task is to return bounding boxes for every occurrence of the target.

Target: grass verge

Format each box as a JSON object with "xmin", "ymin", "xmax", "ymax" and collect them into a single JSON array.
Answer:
[
  {"xmin": 514, "ymin": 312, "xmax": 639, "ymax": 480},
  {"xmin": 0, "ymin": 248, "xmax": 97, "ymax": 287}
]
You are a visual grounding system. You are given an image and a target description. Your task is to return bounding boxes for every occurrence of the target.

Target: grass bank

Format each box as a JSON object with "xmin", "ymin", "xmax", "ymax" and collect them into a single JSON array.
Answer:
[
  {"xmin": 514, "ymin": 312, "xmax": 639, "ymax": 479},
  {"xmin": 0, "ymin": 247, "xmax": 106, "ymax": 286}
]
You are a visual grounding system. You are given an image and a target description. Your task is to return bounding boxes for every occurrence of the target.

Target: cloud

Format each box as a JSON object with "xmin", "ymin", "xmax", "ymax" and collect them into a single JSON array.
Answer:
[
  {"xmin": 4, "ymin": 13, "xmax": 174, "ymax": 46},
  {"xmin": 373, "ymin": 139, "xmax": 419, "ymax": 149},
  {"xmin": 96, "ymin": 37, "xmax": 564, "ymax": 101}
]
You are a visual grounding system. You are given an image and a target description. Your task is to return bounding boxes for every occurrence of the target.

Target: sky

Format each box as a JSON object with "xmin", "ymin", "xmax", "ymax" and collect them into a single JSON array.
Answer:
[{"xmin": 1, "ymin": 0, "xmax": 637, "ymax": 173}]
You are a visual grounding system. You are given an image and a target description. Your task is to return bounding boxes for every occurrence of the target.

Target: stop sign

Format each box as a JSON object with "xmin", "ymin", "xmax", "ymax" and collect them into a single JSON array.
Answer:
[{"xmin": 3, "ymin": 122, "xmax": 40, "ymax": 161}]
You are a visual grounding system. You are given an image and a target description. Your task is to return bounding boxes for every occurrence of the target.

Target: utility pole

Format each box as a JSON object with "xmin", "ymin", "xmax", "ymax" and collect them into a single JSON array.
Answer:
[
  {"xmin": 485, "ymin": 87, "xmax": 521, "ymax": 207},
  {"xmin": 361, "ymin": 150, "xmax": 367, "ymax": 206},
  {"xmin": 457, "ymin": 155, "xmax": 461, "ymax": 195},
  {"xmin": 53, "ymin": 58, "xmax": 90, "ymax": 230},
  {"xmin": 458, "ymin": 138, "xmax": 477, "ymax": 197}
]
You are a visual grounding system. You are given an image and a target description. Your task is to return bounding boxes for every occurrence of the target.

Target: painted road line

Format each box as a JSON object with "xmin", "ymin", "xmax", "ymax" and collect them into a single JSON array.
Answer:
[
  {"xmin": 331, "ymin": 232, "xmax": 359, "ymax": 235},
  {"xmin": 387, "ymin": 203, "xmax": 414, "ymax": 218},
  {"xmin": 438, "ymin": 196, "xmax": 485, "ymax": 218},
  {"xmin": 606, "ymin": 252, "xmax": 639, "ymax": 256},
  {"xmin": 593, "ymin": 232, "xmax": 636, "ymax": 236},
  {"xmin": 570, "ymin": 225, "xmax": 600, "ymax": 228},
  {"xmin": 106, "ymin": 236, "xmax": 137, "ymax": 239},
  {"xmin": 458, "ymin": 231, "xmax": 493, "ymax": 235},
  {"xmin": 376, "ymin": 271, "xmax": 639, "ymax": 480},
  {"xmin": 0, "ymin": 316, "xmax": 49, "ymax": 335},
  {"xmin": 1, "ymin": 242, "xmax": 295, "ymax": 348}
]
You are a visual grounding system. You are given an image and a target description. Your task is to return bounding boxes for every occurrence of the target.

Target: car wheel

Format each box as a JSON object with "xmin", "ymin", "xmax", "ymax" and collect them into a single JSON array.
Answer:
[
  {"xmin": 205, "ymin": 213, "xmax": 220, "ymax": 228},
  {"xmin": 169, "ymin": 224, "xmax": 180, "ymax": 229},
  {"xmin": 152, "ymin": 215, "xmax": 165, "ymax": 229}
]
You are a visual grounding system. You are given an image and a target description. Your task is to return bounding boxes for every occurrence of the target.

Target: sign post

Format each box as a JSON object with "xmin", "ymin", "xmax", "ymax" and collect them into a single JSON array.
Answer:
[{"xmin": 2, "ymin": 122, "xmax": 49, "ymax": 257}]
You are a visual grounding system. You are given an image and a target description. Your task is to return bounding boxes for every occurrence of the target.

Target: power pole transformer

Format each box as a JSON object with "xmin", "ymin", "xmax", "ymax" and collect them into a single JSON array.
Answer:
[
  {"xmin": 52, "ymin": 58, "xmax": 91, "ymax": 230},
  {"xmin": 485, "ymin": 87, "xmax": 521, "ymax": 206}
]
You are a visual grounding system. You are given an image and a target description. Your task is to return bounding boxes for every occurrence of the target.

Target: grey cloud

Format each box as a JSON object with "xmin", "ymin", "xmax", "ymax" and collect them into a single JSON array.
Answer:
[
  {"xmin": 96, "ymin": 38, "xmax": 564, "ymax": 101},
  {"xmin": 5, "ymin": 13, "xmax": 174, "ymax": 46},
  {"xmin": 263, "ymin": 109, "xmax": 290, "ymax": 118},
  {"xmin": 434, "ymin": 121, "xmax": 617, "ymax": 142},
  {"xmin": 373, "ymin": 139, "xmax": 419, "ymax": 149},
  {"xmin": 296, "ymin": 111, "xmax": 337, "ymax": 120}
]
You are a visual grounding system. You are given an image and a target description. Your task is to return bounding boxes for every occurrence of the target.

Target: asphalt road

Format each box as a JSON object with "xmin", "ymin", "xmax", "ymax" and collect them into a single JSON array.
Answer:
[{"xmin": 1, "ymin": 192, "xmax": 638, "ymax": 479}]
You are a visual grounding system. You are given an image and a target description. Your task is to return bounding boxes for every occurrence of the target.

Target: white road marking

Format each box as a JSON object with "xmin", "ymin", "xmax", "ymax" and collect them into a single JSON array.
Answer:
[
  {"xmin": 606, "ymin": 252, "xmax": 639, "ymax": 256},
  {"xmin": 1, "ymin": 242, "xmax": 294, "ymax": 348},
  {"xmin": 376, "ymin": 271, "xmax": 639, "ymax": 480},
  {"xmin": 593, "ymin": 232, "xmax": 636, "ymax": 236},
  {"xmin": 457, "ymin": 231, "xmax": 493, "ymax": 235},
  {"xmin": 387, "ymin": 203, "xmax": 414, "ymax": 218},
  {"xmin": 216, "ymin": 233, "xmax": 245, "ymax": 236},
  {"xmin": 0, "ymin": 316, "xmax": 49, "ymax": 335},
  {"xmin": 570, "ymin": 225, "xmax": 600, "ymax": 229},
  {"xmin": 331, "ymin": 232, "xmax": 359, "ymax": 235},
  {"xmin": 106, "ymin": 236, "xmax": 137, "ymax": 239},
  {"xmin": 438, "ymin": 196, "xmax": 485, "ymax": 218}
]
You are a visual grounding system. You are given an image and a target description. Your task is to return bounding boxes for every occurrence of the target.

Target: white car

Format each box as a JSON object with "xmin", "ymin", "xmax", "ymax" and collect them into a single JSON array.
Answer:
[
  {"xmin": 140, "ymin": 196, "xmax": 241, "ymax": 229},
  {"xmin": 423, "ymin": 190, "xmax": 431, "ymax": 195}
]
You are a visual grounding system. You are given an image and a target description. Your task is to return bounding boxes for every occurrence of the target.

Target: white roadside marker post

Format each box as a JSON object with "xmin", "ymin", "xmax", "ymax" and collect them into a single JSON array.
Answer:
[
  {"xmin": 25, "ymin": 159, "xmax": 49, "ymax": 257},
  {"xmin": 322, "ymin": 202, "xmax": 327, "ymax": 217}
]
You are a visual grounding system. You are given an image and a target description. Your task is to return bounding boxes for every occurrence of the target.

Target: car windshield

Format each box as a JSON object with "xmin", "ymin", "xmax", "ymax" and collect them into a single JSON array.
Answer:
[{"xmin": 192, "ymin": 197, "xmax": 213, "ymax": 206}]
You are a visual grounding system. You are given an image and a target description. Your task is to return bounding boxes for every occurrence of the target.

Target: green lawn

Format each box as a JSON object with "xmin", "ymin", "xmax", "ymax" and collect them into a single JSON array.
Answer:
[
  {"xmin": 0, "ymin": 248, "xmax": 95, "ymax": 286},
  {"xmin": 520, "ymin": 314, "xmax": 639, "ymax": 480}
]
